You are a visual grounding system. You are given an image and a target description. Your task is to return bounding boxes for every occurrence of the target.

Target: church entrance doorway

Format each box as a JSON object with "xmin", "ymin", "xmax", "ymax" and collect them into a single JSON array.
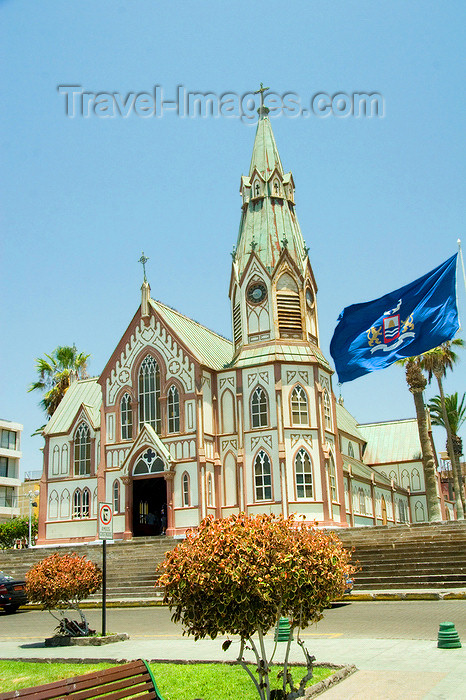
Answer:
[{"xmin": 132, "ymin": 476, "xmax": 167, "ymax": 537}]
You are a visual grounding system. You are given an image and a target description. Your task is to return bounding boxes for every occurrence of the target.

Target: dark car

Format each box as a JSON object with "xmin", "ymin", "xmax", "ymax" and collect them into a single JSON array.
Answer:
[{"xmin": 0, "ymin": 572, "xmax": 28, "ymax": 613}]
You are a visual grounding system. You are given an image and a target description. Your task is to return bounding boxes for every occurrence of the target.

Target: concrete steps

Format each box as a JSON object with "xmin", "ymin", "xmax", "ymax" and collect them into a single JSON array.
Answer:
[
  {"xmin": 329, "ymin": 521, "xmax": 466, "ymax": 590},
  {"xmin": 2, "ymin": 521, "xmax": 466, "ymax": 597}
]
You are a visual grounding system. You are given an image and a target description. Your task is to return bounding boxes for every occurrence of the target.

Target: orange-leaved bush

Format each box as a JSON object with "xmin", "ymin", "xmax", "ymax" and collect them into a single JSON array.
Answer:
[
  {"xmin": 158, "ymin": 513, "xmax": 354, "ymax": 641},
  {"xmin": 26, "ymin": 553, "xmax": 102, "ymax": 610}
]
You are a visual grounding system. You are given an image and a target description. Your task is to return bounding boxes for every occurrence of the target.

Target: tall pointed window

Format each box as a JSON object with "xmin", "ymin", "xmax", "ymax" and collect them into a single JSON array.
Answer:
[
  {"xmin": 121, "ymin": 393, "xmax": 133, "ymax": 440},
  {"xmin": 138, "ymin": 356, "xmax": 161, "ymax": 434},
  {"xmin": 291, "ymin": 386, "xmax": 308, "ymax": 425},
  {"xmin": 328, "ymin": 455, "xmax": 337, "ymax": 502},
  {"xmin": 251, "ymin": 387, "xmax": 268, "ymax": 428},
  {"xmin": 113, "ymin": 480, "xmax": 120, "ymax": 514},
  {"xmin": 182, "ymin": 472, "xmax": 190, "ymax": 507},
  {"xmin": 74, "ymin": 423, "xmax": 91, "ymax": 476},
  {"xmin": 168, "ymin": 385, "xmax": 180, "ymax": 433},
  {"xmin": 295, "ymin": 448, "xmax": 313, "ymax": 499},
  {"xmin": 254, "ymin": 450, "xmax": 272, "ymax": 501},
  {"xmin": 276, "ymin": 273, "xmax": 302, "ymax": 338}
]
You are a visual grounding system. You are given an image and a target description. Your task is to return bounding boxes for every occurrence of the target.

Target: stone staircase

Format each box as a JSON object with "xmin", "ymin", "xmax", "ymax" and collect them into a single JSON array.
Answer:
[
  {"xmin": 330, "ymin": 520, "xmax": 466, "ymax": 589},
  {"xmin": 0, "ymin": 537, "xmax": 178, "ymax": 601},
  {"xmin": 1, "ymin": 522, "xmax": 466, "ymax": 599}
]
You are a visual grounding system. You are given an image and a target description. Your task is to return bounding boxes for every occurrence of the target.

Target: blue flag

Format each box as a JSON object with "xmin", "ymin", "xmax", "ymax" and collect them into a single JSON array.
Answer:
[{"xmin": 330, "ymin": 254, "xmax": 459, "ymax": 383}]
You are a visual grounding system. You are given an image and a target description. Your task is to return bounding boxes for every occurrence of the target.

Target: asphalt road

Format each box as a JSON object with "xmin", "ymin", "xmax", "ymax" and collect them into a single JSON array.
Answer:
[{"xmin": 1, "ymin": 601, "xmax": 465, "ymax": 642}]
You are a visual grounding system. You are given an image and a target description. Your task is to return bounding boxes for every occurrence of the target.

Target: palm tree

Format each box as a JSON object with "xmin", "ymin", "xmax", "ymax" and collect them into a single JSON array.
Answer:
[
  {"xmin": 420, "ymin": 339, "xmax": 465, "ymax": 519},
  {"xmin": 428, "ymin": 392, "xmax": 466, "ymax": 513},
  {"xmin": 399, "ymin": 357, "xmax": 442, "ymax": 521},
  {"xmin": 28, "ymin": 345, "xmax": 90, "ymax": 432}
]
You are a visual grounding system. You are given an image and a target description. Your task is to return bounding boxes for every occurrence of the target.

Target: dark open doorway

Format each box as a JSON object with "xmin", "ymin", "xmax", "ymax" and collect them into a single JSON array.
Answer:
[{"xmin": 132, "ymin": 476, "xmax": 167, "ymax": 537}]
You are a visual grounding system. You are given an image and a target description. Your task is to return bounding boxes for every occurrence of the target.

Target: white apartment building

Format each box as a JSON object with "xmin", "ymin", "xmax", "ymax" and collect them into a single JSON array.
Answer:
[{"xmin": 0, "ymin": 419, "xmax": 22, "ymax": 523}]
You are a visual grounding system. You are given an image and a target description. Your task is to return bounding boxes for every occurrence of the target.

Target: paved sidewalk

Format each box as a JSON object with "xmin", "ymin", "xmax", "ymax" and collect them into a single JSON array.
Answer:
[{"xmin": 0, "ymin": 630, "xmax": 464, "ymax": 698}]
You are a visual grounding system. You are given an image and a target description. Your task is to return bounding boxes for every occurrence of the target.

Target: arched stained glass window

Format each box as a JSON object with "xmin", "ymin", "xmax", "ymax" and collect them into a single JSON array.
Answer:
[
  {"xmin": 74, "ymin": 423, "xmax": 90, "ymax": 476},
  {"xmin": 254, "ymin": 450, "xmax": 272, "ymax": 501},
  {"xmin": 168, "ymin": 385, "xmax": 180, "ymax": 433},
  {"xmin": 251, "ymin": 387, "xmax": 268, "ymax": 428},
  {"xmin": 291, "ymin": 386, "xmax": 308, "ymax": 425},
  {"xmin": 138, "ymin": 356, "xmax": 161, "ymax": 434},
  {"xmin": 295, "ymin": 448, "xmax": 313, "ymax": 499},
  {"xmin": 121, "ymin": 393, "xmax": 133, "ymax": 440}
]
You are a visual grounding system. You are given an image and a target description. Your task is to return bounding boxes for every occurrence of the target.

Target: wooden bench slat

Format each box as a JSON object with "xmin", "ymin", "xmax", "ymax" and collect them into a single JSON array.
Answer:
[{"xmin": 0, "ymin": 659, "xmax": 163, "ymax": 700}]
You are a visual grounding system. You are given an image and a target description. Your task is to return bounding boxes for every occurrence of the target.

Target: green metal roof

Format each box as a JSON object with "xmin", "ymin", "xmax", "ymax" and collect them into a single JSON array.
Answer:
[
  {"xmin": 336, "ymin": 403, "xmax": 365, "ymax": 441},
  {"xmin": 150, "ymin": 299, "xmax": 233, "ymax": 370},
  {"xmin": 235, "ymin": 116, "xmax": 307, "ymax": 277},
  {"xmin": 359, "ymin": 419, "xmax": 422, "ymax": 465},
  {"xmin": 231, "ymin": 341, "xmax": 331, "ymax": 370},
  {"xmin": 342, "ymin": 453, "xmax": 394, "ymax": 487},
  {"xmin": 43, "ymin": 378, "xmax": 102, "ymax": 436}
]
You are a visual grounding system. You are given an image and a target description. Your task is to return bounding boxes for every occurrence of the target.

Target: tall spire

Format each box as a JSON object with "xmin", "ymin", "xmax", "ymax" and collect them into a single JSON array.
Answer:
[{"xmin": 235, "ymin": 116, "xmax": 307, "ymax": 277}]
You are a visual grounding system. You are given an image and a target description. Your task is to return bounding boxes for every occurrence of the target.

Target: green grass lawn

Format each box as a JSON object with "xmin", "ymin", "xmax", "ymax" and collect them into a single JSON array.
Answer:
[{"xmin": 0, "ymin": 660, "xmax": 335, "ymax": 699}]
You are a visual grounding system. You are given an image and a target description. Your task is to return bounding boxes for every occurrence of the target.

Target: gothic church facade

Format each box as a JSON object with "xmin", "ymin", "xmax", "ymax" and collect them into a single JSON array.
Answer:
[{"xmin": 37, "ymin": 113, "xmax": 451, "ymax": 544}]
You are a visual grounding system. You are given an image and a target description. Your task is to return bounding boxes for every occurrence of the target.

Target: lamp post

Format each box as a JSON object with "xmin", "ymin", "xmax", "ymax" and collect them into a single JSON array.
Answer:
[{"xmin": 28, "ymin": 490, "xmax": 39, "ymax": 548}]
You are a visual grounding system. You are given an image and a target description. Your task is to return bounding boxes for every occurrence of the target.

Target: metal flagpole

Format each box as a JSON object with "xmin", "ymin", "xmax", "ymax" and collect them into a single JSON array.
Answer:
[{"xmin": 458, "ymin": 239, "xmax": 466, "ymax": 292}]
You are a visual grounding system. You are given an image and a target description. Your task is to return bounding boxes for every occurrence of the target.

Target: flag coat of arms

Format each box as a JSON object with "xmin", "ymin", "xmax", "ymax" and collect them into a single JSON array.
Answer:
[{"xmin": 330, "ymin": 254, "xmax": 459, "ymax": 383}]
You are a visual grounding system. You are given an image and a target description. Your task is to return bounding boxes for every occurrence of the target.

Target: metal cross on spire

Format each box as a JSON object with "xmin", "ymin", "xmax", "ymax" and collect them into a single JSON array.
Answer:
[
  {"xmin": 254, "ymin": 82, "xmax": 270, "ymax": 117},
  {"xmin": 138, "ymin": 251, "xmax": 149, "ymax": 282}
]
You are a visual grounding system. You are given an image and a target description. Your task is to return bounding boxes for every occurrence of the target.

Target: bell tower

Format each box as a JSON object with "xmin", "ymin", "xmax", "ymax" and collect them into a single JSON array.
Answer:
[{"xmin": 229, "ymin": 106, "xmax": 320, "ymax": 359}]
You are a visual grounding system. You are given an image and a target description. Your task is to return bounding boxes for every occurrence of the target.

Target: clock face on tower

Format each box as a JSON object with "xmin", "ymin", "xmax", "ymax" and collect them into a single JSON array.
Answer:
[{"xmin": 247, "ymin": 281, "xmax": 267, "ymax": 305}]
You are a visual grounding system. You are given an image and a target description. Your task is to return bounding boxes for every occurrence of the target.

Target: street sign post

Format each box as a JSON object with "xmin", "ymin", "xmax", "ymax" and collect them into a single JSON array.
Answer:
[
  {"xmin": 98, "ymin": 503, "xmax": 113, "ymax": 636},
  {"xmin": 98, "ymin": 502, "xmax": 113, "ymax": 540}
]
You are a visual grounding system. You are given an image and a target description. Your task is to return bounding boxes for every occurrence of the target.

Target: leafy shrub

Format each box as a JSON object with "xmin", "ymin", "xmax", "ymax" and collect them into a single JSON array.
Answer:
[
  {"xmin": 0, "ymin": 517, "xmax": 37, "ymax": 549},
  {"xmin": 158, "ymin": 514, "xmax": 354, "ymax": 699},
  {"xmin": 26, "ymin": 553, "xmax": 102, "ymax": 635}
]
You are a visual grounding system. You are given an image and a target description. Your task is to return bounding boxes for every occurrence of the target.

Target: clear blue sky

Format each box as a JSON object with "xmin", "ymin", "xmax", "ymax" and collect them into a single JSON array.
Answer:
[{"xmin": 1, "ymin": 0, "xmax": 465, "ymax": 475}]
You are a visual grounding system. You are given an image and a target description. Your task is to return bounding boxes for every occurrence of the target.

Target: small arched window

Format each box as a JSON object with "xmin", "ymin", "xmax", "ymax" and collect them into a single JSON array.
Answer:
[
  {"xmin": 251, "ymin": 387, "xmax": 268, "ymax": 428},
  {"xmin": 113, "ymin": 480, "xmax": 120, "ymax": 514},
  {"xmin": 415, "ymin": 500, "xmax": 425, "ymax": 522},
  {"xmin": 207, "ymin": 473, "xmax": 214, "ymax": 507},
  {"xmin": 254, "ymin": 450, "xmax": 272, "ymax": 501},
  {"xmin": 49, "ymin": 490, "xmax": 58, "ymax": 519},
  {"xmin": 291, "ymin": 386, "xmax": 308, "ymax": 425},
  {"xmin": 168, "ymin": 385, "xmax": 180, "ymax": 433},
  {"xmin": 358, "ymin": 488, "xmax": 366, "ymax": 515},
  {"xmin": 82, "ymin": 488, "xmax": 90, "ymax": 518},
  {"xmin": 72, "ymin": 490, "xmax": 81, "ymax": 518},
  {"xmin": 401, "ymin": 469, "xmax": 410, "ymax": 489},
  {"xmin": 52, "ymin": 446, "xmax": 60, "ymax": 475},
  {"xmin": 138, "ymin": 355, "xmax": 161, "ymax": 434},
  {"xmin": 295, "ymin": 448, "xmax": 313, "ymax": 499},
  {"xmin": 74, "ymin": 423, "xmax": 91, "ymax": 476},
  {"xmin": 411, "ymin": 468, "xmax": 421, "ymax": 491},
  {"xmin": 121, "ymin": 393, "xmax": 133, "ymax": 440},
  {"xmin": 182, "ymin": 472, "xmax": 190, "ymax": 507},
  {"xmin": 323, "ymin": 392, "xmax": 332, "ymax": 429}
]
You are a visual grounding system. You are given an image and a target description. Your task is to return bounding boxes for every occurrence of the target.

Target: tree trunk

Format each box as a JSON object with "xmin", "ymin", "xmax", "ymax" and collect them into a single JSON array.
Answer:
[
  {"xmin": 435, "ymin": 375, "xmax": 465, "ymax": 520},
  {"xmin": 406, "ymin": 360, "xmax": 442, "ymax": 522}
]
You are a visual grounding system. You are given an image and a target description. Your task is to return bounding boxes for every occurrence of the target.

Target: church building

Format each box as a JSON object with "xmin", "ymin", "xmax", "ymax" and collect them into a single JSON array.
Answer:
[{"xmin": 37, "ymin": 109, "xmax": 452, "ymax": 544}]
